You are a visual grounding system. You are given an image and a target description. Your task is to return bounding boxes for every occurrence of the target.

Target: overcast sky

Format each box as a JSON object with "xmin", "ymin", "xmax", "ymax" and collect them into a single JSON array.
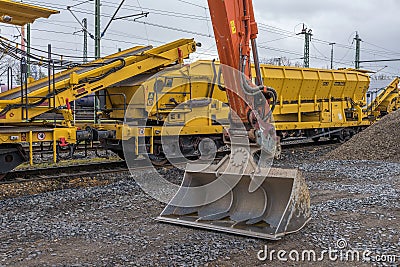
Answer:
[{"xmin": 2, "ymin": 0, "xmax": 400, "ymax": 78}]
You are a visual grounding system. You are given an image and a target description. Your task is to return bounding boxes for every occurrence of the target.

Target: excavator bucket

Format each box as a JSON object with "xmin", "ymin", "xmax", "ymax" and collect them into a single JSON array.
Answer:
[{"xmin": 157, "ymin": 143, "xmax": 311, "ymax": 240}]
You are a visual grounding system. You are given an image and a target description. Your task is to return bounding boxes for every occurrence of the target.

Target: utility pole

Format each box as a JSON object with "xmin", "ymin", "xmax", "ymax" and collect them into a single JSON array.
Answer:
[
  {"xmin": 68, "ymin": 0, "xmax": 137, "ymax": 123},
  {"xmin": 95, "ymin": 0, "xmax": 101, "ymax": 59},
  {"xmin": 329, "ymin": 42, "xmax": 335, "ymax": 69},
  {"xmin": 354, "ymin": 32, "xmax": 362, "ymax": 69},
  {"xmin": 78, "ymin": 18, "xmax": 88, "ymax": 125},
  {"xmin": 94, "ymin": 0, "xmax": 101, "ymax": 123},
  {"xmin": 27, "ymin": 24, "xmax": 31, "ymax": 77},
  {"xmin": 297, "ymin": 24, "xmax": 312, "ymax": 68},
  {"xmin": 83, "ymin": 18, "xmax": 88, "ymax": 63}
]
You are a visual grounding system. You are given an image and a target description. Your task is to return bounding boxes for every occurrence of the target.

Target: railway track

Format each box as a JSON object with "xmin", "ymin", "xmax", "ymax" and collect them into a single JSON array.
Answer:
[
  {"xmin": 0, "ymin": 158, "xmax": 189, "ymax": 185},
  {"xmin": 281, "ymin": 138, "xmax": 338, "ymax": 149},
  {"xmin": 1, "ymin": 139, "xmax": 339, "ymax": 185},
  {"xmin": 1, "ymin": 160, "xmax": 129, "ymax": 185}
]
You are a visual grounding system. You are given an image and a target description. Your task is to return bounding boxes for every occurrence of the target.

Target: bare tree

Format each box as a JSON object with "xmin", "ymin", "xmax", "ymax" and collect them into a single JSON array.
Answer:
[{"xmin": 260, "ymin": 56, "xmax": 302, "ymax": 67}]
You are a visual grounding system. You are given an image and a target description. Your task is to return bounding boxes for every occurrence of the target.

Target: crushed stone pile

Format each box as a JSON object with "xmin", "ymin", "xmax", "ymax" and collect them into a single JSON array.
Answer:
[{"xmin": 328, "ymin": 110, "xmax": 400, "ymax": 162}]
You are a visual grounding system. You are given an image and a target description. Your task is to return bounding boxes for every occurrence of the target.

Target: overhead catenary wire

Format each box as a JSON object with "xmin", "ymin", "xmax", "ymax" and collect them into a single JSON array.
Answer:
[
  {"xmin": 175, "ymin": 0, "xmax": 205, "ymax": 9},
  {"xmin": 136, "ymin": 0, "xmax": 150, "ymax": 45},
  {"xmin": 2, "ymin": 0, "xmax": 400, "ymax": 73},
  {"xmin": 22, "ymin": 0, "xmax": 400, "ymax": 59},
  {"xmin": 0, "ymin": 0, "xmax": 395, "ymax": 84},
  {"xmin": 24, "ymin": 0, "xmax": 394, "ymax": 53}
]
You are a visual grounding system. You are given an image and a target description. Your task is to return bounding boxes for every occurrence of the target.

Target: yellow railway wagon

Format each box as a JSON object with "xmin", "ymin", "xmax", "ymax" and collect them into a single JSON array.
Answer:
[
  {"xmin": 106, "ymin": 60, "xmax": 371, "ymax": 126},
  {"xmin": 99, "ymin": 60, "xmax": 375, "ymax": 162}
]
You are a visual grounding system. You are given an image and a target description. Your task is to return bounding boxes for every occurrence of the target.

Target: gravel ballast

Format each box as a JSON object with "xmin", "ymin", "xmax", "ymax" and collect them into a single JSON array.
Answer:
[
  {"xmin": 0, "ymin": 143, "xmax": 399, "ymax": 266},
  {"xmin": 328, "ymin": 110, "xmax": 400, "ymax": 162}
]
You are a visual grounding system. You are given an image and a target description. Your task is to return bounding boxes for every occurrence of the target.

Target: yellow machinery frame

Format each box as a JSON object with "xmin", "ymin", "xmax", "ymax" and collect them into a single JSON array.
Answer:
[
  {"xmin": 0, "ymin": 127, "xmax": 76, "ymax": 165},
  {"xmin": 0, "ymin": 39, "xmax": 197, "ymax": 172},
  {"xmin": 0, "ymin": 39, "xmax": 197, "ymax": 124}
]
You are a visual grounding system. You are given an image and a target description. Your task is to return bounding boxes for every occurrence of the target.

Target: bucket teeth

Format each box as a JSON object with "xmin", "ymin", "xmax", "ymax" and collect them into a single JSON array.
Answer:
[{"xmin": 197, "ymin": 191, "xmax": 233, "ymax": 221}]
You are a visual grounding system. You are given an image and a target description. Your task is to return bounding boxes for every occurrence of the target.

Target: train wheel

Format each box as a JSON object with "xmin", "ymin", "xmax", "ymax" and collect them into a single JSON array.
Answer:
[
  {"xmin": 337, "ymin": 136, "xmax": 346, "ymax": 143},
  {"xmin": 337, "ymin": 129, "xmax": 351, "ymax": 143}
]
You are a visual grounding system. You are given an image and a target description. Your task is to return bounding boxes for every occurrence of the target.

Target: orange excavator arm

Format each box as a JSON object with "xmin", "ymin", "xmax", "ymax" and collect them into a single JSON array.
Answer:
[
  {"xmin": 208, "ymin": 0, "xmax": 258, "ymax": 78},
  {"xmin": 158, "ymin": 0, "xmax": 310, "ymax": 240},
  {"xmin": 207, "ymin": 0, "xmax": 275, "ymax": 128}
]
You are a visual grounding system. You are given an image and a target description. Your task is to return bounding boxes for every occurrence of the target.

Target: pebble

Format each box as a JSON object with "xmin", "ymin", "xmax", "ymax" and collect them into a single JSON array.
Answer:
[{"xmin": 0, "ymin": 143, "xmax": 398, "ymax": 266}]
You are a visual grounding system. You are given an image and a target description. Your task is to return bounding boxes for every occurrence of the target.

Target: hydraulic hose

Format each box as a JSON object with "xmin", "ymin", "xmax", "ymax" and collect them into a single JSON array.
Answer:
[{"xmin": 209, "ymin": 59, "xmax": 218, "ymax": 98}]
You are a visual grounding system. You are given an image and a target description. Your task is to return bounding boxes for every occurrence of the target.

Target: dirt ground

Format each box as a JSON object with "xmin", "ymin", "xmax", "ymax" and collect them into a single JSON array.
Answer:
[{"xmin": 0, "ymin": 142, "xmax": 399, "ymax": 266}]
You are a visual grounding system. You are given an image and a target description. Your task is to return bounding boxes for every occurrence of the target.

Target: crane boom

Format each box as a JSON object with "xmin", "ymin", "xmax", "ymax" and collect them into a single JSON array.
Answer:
[{"xmin": 0, "ymin": 38, "xmax": 196, "ymax": 124}]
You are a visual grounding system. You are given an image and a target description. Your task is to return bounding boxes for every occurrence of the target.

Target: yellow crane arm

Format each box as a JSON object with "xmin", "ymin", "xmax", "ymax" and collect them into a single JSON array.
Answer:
[
  {"xmin": 365, "ymin": 77, "xmax": 399, "ymax": 113},
  {"xmin": 0, "ymin": 38, "xmax": 197, "ymax": 123}
]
